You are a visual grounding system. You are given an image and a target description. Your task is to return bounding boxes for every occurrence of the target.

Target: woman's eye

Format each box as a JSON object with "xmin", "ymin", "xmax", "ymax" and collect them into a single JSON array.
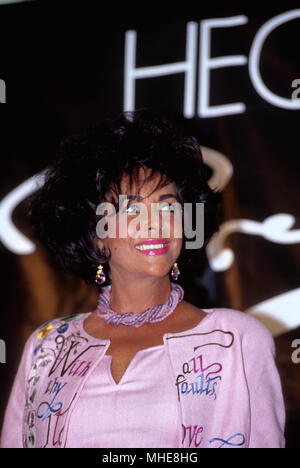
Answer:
[
  {"xmin": 123, "ymin": 202, "xmax": 176, "ymax": 214},
  {"xmin": 159, "ymin": 202, "xmax": 175, "ymax": 212},
  {"xmin": 124, "ymin": 204, "xmax": 140, "ymax": 214}
]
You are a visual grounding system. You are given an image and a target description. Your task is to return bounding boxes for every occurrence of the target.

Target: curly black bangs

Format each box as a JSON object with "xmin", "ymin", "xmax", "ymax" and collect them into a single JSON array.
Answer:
[{"xmin": 28, "ymin": 109, "xmax": 222, "ymax": 286}]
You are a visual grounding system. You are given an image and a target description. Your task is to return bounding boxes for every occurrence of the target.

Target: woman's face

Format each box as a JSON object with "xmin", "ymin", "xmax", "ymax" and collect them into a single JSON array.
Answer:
[{"xmin": 96, "ymin": 167, "xmax": 183, "ymax": 281}]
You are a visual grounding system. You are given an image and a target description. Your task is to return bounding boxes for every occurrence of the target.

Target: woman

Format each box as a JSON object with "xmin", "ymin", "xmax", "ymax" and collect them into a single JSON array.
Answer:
[{"xmin": 0, "ymin": 109, "xmax": 285, "ymax": 448}]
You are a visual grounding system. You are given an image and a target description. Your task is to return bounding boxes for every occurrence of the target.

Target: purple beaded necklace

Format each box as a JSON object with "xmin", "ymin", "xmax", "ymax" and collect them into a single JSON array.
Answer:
[{"xmin": 96, "ymin": 282, "xmax": 184, "ymax": 327}]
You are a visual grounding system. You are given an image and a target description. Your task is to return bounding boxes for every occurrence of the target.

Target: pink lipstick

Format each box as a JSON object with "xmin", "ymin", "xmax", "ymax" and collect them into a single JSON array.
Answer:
[{"xmin": 134, "ymin": 239, "xmax": 170, "ymax": 256}]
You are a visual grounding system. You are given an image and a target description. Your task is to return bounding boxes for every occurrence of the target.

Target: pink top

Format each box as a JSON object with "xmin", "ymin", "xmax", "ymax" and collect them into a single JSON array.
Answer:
[
  {"xmin": 67, "ymin": 345, "xmax": 179, "ymax": 448},
  {"xmin": 0, "ymin": 307, "xmax": 286, "ymax": 448}
]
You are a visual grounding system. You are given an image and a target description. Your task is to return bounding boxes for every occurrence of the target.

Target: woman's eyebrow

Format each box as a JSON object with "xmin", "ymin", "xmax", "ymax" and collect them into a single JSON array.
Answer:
[
  {"xmin": 126, "ymin": 193, "xmax": 179, "ymax": 201},
  {"xmin": 158, "ymin": 193, "xmax": 179, "ymax": 201}
]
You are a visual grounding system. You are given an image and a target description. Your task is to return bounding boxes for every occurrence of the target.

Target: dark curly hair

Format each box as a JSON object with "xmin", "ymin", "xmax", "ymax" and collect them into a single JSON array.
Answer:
[{"xmin": 28, "ymin": 109, "xmax": 222, "ymax": 286}]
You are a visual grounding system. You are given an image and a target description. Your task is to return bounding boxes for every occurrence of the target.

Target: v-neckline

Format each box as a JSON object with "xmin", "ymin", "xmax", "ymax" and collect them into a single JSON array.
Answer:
[
  {"xmin": 77, "ymin": 308, "xmax": 217, "ymax": 385},
  {"xmin": 104, "ymin": 344, "xmax": 165, "ymax": 386}
]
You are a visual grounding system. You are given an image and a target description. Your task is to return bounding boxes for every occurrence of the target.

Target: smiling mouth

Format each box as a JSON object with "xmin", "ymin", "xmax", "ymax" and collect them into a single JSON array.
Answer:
[
  {"xmin": 134, "ymin": 241, "xmax": 170, "ymax": 255},
  {"xmin": 135, "ymin": 243, "xmax": 167, "ymax": 250}
]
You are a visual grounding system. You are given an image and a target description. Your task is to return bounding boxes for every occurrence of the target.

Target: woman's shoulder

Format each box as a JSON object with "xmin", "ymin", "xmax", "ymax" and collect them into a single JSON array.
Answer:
[
  {"xmin": 200, "ymin": 305, "xmax": 275, "ymax": 347},
  {"xmin": 179, "ymin": 300, "xmax": 273, "ymax": 343},
  {"xmin": 25, "ymin": 312, "xmax": 90, "ymax": 348},
  {"xmin": 182, "ymin": 300, "xmax": 270, "ymax": 331}
]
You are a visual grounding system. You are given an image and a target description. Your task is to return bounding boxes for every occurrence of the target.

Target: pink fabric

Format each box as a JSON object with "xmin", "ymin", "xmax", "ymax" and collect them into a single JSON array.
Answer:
[
  {"xmin": 0, "ymin": 307, "xmax": 286, "ymax": 448},
  {"xmin": 66, "ymin": 346, "xmax": 179, "ymax": 448}
]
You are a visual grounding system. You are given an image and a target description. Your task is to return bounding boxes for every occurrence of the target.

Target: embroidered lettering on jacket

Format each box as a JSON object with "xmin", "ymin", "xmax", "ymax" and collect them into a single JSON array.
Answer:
[
  {"xmin": 23, "ymin": 315, "xmax": 105, "ymax": 448},
  {"xmin": 182, "ymin": 424, "xmax": 203, "ymax": 447},
  {"xmin": 209, "ymin": 433, "xmax": 246, "ymax": 448},
  {"xmin": 170, "ymin": 329, "xmax": 234, "ymax": 403},
  {"xmin": 37, "ymin": 377, "xmax": 67, "ymax": 421},
  {"xmin": 175, "ymin": 353, "xmax": 222, "ymax": 402},
  {"xmin": 48, "ymin": 334, "xmax": 101, "ymax": 378},
  {"xmin": 181, "ymin": 424, "xmax": 246, "ymax": 448}
]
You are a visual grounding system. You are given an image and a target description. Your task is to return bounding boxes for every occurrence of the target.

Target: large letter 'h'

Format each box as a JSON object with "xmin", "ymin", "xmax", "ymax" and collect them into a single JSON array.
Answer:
[{"xmin": 124, "ymin": 22, "xmax": 198, "ymax": 118}]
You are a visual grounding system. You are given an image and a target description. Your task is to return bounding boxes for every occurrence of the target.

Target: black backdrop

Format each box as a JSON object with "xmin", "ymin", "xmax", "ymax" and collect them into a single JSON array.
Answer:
[{"xmin": 0, "ymin": 0, "xmax": 299, "ymax": 448}]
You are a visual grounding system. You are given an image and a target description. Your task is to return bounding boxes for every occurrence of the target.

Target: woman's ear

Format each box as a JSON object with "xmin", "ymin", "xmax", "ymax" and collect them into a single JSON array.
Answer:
[
  {"xmin": 96, "ymin": 240, "xmax": 108, "ymax": 257},
  {"xmin": 95, "ymin": 237, "xmax": 105, "ymax": 252},
  {"xmin": 96, "ymin": 239, "xmax": 111, "ymax": 263}
]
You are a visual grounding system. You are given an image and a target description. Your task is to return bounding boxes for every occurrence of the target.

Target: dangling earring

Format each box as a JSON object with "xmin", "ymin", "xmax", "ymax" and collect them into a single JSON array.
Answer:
[
  {"xmin": 95, "ymin": 264, "xmax": 106, "ymax": 285},
  {"xmin": 171, "ymin": 262, "xmax": 180, "ymax": 281}
]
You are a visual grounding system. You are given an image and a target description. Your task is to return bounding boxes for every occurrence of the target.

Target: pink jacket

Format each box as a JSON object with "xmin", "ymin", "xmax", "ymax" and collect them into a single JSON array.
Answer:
[{"xmin": 0, "ymin": 307, "xmax": 285, "ymax": 448}]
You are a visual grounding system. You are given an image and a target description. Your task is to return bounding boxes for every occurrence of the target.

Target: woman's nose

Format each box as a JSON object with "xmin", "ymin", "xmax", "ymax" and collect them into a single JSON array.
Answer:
[{"xmin": 147, "ymin": 206, "xmax": 164, "ymax": 237}]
